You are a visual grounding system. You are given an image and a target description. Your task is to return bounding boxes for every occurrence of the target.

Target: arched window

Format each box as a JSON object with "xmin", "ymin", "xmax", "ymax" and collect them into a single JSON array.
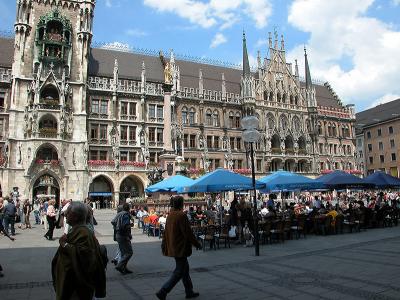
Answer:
[
  {"xmin": 39, "ymin": 114, "xmax": 58, "ymax": 138},
  {"xmin": 228, "ymin": 111, "xmax": 234, "ymax": 128},
  {"xmin": 277, "ymin": 92, "xmax": 281, "ymax": 103},
  {"xmin": 294, "ymin": 95, "xmax": 299, "ymax": 105},
  {"xmin": 285, "ymin": 136, "xmax": 294, "ymax": 151},
  {"xmin": 40, "ymin": 85, "xmax": 59, "ymax": 105},
  {"xmin": 317, "ymin": 122, "xmax": 323, "ymax": 135},
  {"xmin": 205, "ymin": 109, "xmax": 212, "ymax": 126},
  {"xmin": 181, "ymin": 106, "xmax": 188, "ymax": 124},
  {"xmin": 213, "ymin": 110, "xmax": 220, "ymax": 127},
  {"xmin": 282, "ymin": 93, "xmax": 287, "ymax": 103},
  {"xmin": 188, "ymin": 107, "xmax": 196, "ymax": 125},
  {"xmin": 269, "ymin": 91, "xmax": 274, "ymax": 102},
  {"xmin": 267, "ymin": 113, "xmax": 275, "ymax": 130},
  {"xmin": 271, "ymin": 134, "xmax": 281, "ymax": 153},
  {"xmin": 36, "ymin": 144, "xmax": 59, "ymax": 161},
  {"xmin": 290, "ymin": 95, "xmax": 294, "ymax": 104},
  {"xmin": 298, "ymin": 136, "xmax": 306, "ymax": 153}
]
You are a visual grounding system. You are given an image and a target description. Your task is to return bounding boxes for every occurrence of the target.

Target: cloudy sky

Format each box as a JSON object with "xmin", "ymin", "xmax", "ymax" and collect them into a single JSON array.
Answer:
[{"xmin": 1, "ymin": 0, "xmax": 400, "ymax": 111}]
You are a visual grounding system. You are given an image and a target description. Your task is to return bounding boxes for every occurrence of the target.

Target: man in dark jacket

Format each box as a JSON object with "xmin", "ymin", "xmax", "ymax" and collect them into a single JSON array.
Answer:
[
  {"xmin": 156, "ymin": 196, "xmax": 201, "ymax": 300},
  {"xmin": 52, "ymin": 201, "xmax": 106, "ymax": 300},
  {"xmin": 112, "ymin": 203, "xmax": 133, "ymax": 274},
  {"xmin": 3, "ymin": 200, "xmax": 17, "ymax": 236}
]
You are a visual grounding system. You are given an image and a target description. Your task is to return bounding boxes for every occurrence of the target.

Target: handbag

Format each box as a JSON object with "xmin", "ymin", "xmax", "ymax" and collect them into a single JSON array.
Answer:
[{"xmin": 228, "ymin": 226, "xmax": 237, "ymax": 238}]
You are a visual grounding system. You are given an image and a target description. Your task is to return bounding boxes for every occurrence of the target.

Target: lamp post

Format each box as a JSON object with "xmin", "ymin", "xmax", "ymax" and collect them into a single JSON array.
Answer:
[{"xmin": 241, "ymin": 116, "xmax": 261, "ymax": 256}]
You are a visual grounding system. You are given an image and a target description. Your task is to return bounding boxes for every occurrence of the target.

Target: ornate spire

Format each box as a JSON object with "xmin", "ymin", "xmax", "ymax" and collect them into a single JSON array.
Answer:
[
  {"xmin": 221, "ymin": 72, "xmax": 226, "ymax": 98},
  {"xmin": 257, "ymin": 50, "xmax": 261, "ymax": 69},
  {"xmin": 268, "ymin": 32, "xmax": 272, "ymax": 48},
  {"xmin": 242, "ymin": 31, "xmax": 251, "ymax": 76},
  {"xmin": 295, "ymin": 59, "xmax": 299, "ymax": 77},
  {"xmin": 281, "ymin": 34, "xmax": 285, "ymax": 50},
  {"xmin": 304, "ymin": 46, "xmax": 312, "ymax": 89},
  {"xmin": 141, "ymin": 61, "xmax": 146, "ymax": 93},
  {"xmin": 113, "ymin": 58, "xmax": 118, "ymax": 81},
  {"xmin": 170, "ymin": 49, "xmax": 175, "ymax": 65},
  {"xmin": 199, "ymin": 69, "xmax": 203, "ymax": 93}
]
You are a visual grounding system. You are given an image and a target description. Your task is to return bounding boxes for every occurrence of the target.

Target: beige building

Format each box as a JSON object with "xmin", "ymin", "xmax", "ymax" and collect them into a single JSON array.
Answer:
[
  {"xmin": 356, "ymin": 99, "xmax": 400, "ymax": 177},
  {"xmin": 0, "ymin": 0, "xmax": 356, "ymax": 205}
]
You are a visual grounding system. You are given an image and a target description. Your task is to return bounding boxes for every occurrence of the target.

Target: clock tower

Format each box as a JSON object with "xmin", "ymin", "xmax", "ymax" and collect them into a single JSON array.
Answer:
[{"xmin": 4, "ymin": 0, "xmax": 95, "ymax": 202}]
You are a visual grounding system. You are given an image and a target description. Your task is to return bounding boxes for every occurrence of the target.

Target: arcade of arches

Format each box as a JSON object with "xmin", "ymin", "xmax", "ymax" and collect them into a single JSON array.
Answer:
[
  {"xmin": 32, "ymin": 174, "xmax": 60, "ymax": 206},
  {"xmin": 89, "ymin": 175, "xmax": 144, "ymax": 206}
]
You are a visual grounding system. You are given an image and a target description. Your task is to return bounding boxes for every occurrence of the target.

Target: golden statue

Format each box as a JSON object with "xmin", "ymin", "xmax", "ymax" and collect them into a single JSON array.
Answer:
[{"xmin": 164, "ymin": 62, "xmax": 173, "ymax": 84}]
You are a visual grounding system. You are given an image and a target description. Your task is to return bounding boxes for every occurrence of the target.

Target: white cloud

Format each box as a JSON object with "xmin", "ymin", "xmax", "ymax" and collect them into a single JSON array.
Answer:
[
  {"xmin": 287, "ymin": 0, "xmax": 400, "ymax": 111},
  {"xmin": 143, "ymin": 0, "xmax": 271, "ymax": 29},
  {"xmin": 369, "ymin": 93, "xmax": 400, "ymax": 108},
  {"xmin": 210, "ymin": 33, "xmax": 227, "ymax": 48},
  {"xmin": 105, "ymin": 0, "xmax": 113, "ymax": 7},
  {"xmin": 101, "ymin": 42, "xmax": 131, "ymax": 52},
  {"xmin": 392, "ymin": 0, "xmax": 400, "ymax": 5},
  {"xmin": 125, "ymin": 29, "xmax": 148, "ymax": 37}
]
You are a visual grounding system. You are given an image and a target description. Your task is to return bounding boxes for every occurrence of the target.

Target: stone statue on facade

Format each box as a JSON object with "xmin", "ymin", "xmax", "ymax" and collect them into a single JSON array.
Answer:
[
  {"xmin": 164, "ymin": 62, "xmax": 173, "ymax": 84},
  {"xmin": 18, "ymin": 143, "xmax": 22, "ymax": 164}
]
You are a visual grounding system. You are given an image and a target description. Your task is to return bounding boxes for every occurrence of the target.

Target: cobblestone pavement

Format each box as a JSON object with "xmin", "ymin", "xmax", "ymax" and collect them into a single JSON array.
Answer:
[{"xmin": 1, "ymin": 210, "xmax": 400, "ymax": 299}]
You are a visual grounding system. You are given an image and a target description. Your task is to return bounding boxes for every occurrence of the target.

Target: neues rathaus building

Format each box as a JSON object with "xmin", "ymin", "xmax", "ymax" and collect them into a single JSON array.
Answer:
[{"xmin": 0, "ymin": 0, "xmax": 356, "ymax": 204}]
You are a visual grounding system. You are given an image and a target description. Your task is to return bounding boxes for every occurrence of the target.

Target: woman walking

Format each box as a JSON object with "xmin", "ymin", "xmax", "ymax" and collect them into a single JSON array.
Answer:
[
  {"xmin": 44, "ymin": 199, "xmax": 57, "ymax": 240},
  {"xmin": 23, "ymin": 200, "xmax": 32, "ymax": 229}
]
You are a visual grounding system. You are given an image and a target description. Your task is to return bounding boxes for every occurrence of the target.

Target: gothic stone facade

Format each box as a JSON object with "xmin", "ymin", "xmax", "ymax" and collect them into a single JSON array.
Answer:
[{"xmin": 0, "ymin": 0, "xmax": 356, "ymax": 203}]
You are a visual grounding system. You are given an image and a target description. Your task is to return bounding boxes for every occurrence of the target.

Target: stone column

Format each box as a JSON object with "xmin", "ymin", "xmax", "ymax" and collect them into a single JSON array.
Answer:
[{"xmin": 163, "ymin": 83, "xmax": 174, "ymax": 153}]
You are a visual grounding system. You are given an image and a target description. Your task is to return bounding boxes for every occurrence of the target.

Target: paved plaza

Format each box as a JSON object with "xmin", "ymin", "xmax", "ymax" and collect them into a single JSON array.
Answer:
[{"xmin": 1, "ymin": 209, "xmax": 400, "ymax": 300}]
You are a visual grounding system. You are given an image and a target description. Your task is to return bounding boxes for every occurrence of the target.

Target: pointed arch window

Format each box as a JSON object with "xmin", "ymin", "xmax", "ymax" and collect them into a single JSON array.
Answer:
[
  {"xmin": 181, "ymin": 106, "xmax": 188, "ymax": 124},
  {"xmin": 205, "ymin": 109, "xmax": 212, "ymax": 126},
  {"xmin": 188, "ymin": 107, "xmax": 196, "ymax": 125},
  {"xmin": 229, "ymin": 111, "xmax": 234, "ymax": 128},
  {"xmin": 213, "ymin": 110, "xmax": 220, "ymax": 127}
]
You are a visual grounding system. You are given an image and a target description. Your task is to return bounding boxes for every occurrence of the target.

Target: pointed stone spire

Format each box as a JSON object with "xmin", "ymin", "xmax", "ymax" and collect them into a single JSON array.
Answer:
[
  {"xmin": 242, "ymin": 31, "xmax": 251, "ymax": 76},
  {"xmin": 170, "ymin": 49, "xmax": 175, "ymax": 65},
  {"xmin": 274, "ymin": 29, "xmax": 278, "ymax": 49},
  {"xmin": 257, "ymin": 51, "xmax": 261, "ymax": 69},
  {"xmin": 281, "ymin": 34, "xmax": 285, "ymax": 50},
  {"xmin": 141, "ymin": 61, "xmax": 146, "ymax": 93},
  {"xmin": 304, "ymin": 46, "xmax": 312, "ymax": 89},
  {"xmin": 295, "ymin": 59, "xmax": 299, "ymax": 77},
  {"xmin": 221, "ymin": 73, "xmax": 226, "ymax": 99},
  {"xmin": 113, "ymin": 58, "xmax": 119, "ymax": 82},
  {"xmin": 114, "ymin": 59, "xmax": 119, "ymax": 92},
  {"xmin": 268, "ymin": 32, "xmax": 272, "ymax": 49},
  {"xmin": 199, "ymin": 69, "xmax": 203, "ymax": 97}
]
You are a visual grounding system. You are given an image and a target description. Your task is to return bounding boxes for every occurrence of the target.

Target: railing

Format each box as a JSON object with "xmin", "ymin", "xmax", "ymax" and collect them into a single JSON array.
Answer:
[
  {"xmin": 88, "ymin": 160, "xmax": 146, "ymax": 171},
  {"xmin": 88, "ymin": 77, "xmax": 164, "ymax": 96},
  {"xmin": 0, "ymin": 73, "xmax": 11, "ymax": 83},
  {"xmin": 89, "ymin": 113, "xmax": 109, "ymax": 119},
  {"xmin": 38, "ymin": 129, "xmax": 58, "ymax": 138}
]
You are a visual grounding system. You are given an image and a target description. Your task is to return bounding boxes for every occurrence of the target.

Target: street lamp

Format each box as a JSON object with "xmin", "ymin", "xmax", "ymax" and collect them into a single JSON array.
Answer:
[{"xmin": 241, "ymin": 115, "xmax": 261, "ymax": 256}]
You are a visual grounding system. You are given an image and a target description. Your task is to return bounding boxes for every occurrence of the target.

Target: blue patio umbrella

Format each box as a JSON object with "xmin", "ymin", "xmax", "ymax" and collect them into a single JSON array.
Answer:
[
  {"xmin": 145, "ymin": 175, "xmax": 194, "ymax": 193},
  {"xmin": 259, "ymin": 171, "xmax": 326, "ymax": 193},
  {"xmin": 175, "ymin": 168, "xmax": 265, "ymax": 193},
  {"xmin": 318, "ymin": 170, "xmax": 371, "ymax": 189},
  {"xmin": 364, "ymin": 171, "xmax": 400, "ymax": 189}
]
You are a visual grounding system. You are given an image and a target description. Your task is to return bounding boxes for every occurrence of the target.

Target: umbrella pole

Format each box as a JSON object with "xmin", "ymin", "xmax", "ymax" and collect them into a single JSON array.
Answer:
[{"xmin": 250, "ymin": 142, "xmax": 259, "ymax": 256}]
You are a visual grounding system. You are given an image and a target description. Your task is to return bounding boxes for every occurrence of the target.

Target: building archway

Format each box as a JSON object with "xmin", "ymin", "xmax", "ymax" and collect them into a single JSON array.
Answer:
[
  {"xmin": 271, "ymin": 134, "xmax": 280, "ymax": 153},
  {"xmin": 284, "ymin": 159, "xmax": 296, "ymax": 172},
  {"xmin": 285, "ymin": 136, "xmax": 294, "ymax": 152},
  {"xmin": 297, "ymin": 160, "xmax": 308, "ymax": 173},
  {"xmin": 119, "ymin": 175, "xmax": 144, "ymax": 204},
  {"xmin": 269, "ymin": 158, "xmax": 282, "ymax": 172},
  {"xmin": 88, "ymin": 175, "xmax": 114, "ymax": 209},
  {"xmin": 36, "ymin": 143, "xmax": 59, "ymax": 161},
  {"xmin": 32, "ymin": 174, "xmax": 60, "ymax": 207}
]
